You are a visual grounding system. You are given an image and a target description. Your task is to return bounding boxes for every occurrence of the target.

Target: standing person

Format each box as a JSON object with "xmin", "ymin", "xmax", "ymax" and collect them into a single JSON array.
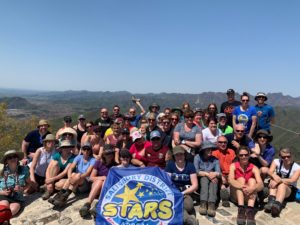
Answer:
[
  {"xmin": 265, "ymin": 147, "xmax": 300, "ymax": 217},
  {"xmin": 254, "ymin": 92, "xmax": 275, "ymax": 133},
  {"xmin": 129, "ymin": 98, "xmax": 146, "ymax": 127},
  {"xmin": 29, "ymin": 134, "xmax": 57, "ymax": 192},
  {"xmin": 212, "ymin": 136, "xmax": 236, "ymax": 207},
  {"xmin": 109, "ymin": 105, "xmax": 124, "ymax": 121},
  {"xmin": 206, "ymin": 103, "xmax": 218, "ymax": 119},
  {"xmin": 73, "ymin": 114, "xmax": 86, "ymax": 146},
  {"xmin": 220, "ymin": 89, "xmax": 241, "ymax": 127},
  {"xmin": 21, "ymin": 119, "xmax": 51, "ymax": 164},
  {"xmin": 232, "ymin": 92, "xmax": 257, "ymax": 138},
  {"xmin": 145, "ymin": 103, "xmax": 160, "ymax": 119},
  {"xmin": 0, "ymin": 150, "xmax": 31, "ymax": 217},
  {"xmin": 173, "ymin": 110, "xmax": 202, "ymax": 162},
  {"xmin": 228, "ymin": 146, "xmax": 263, "ymax": 225},
  {"xmin": 94, "ymin": 108, "xmax": 112, "ymax": 138},
  {"xmin": 165, "ymin": 146, "xmax": 199, "ymax": 225},
  {"xmin": 194, "ymin": 141, "xmax": 220, "ymax": 217}
]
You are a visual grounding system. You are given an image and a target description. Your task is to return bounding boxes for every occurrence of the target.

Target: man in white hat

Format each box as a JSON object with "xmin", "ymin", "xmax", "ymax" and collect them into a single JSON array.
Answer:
[{"xmin": 255, "ymin": 92, "xmax": 275, "ymax": 133}]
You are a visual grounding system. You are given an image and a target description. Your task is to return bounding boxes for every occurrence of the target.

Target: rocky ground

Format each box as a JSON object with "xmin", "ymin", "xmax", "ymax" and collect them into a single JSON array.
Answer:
[{"xmin": 11, "ymin": 192, "xmax": 300, "ymax": 225}]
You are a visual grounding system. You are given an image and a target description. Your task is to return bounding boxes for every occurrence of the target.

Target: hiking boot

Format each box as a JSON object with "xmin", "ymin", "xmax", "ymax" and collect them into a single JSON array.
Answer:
[
  {"xmin": 42, "ymin": 191, "xmax": 52, "ymax": 200},
  {"xmin": 237, "ymin": 206, "xmax": 246, "ymax": 225},
  {"xmin": 207, "ymin": 202, "xmax": 216, "ymax": 217},
  {"xmin": 271, "ymin": 201, "xmax": 282, "ymax": 217},
  {"xmin": 198, "ymin": 201, "xmax": 207, "ymax": 215},
  {"xmin": 264, "ymin": 195, "xmax": 275, "ymax": 213},
  {"xmin": 48, "ymin": 190, "xmax": 63, "ymax": 204},
  {"xmin": 184, "ymin": 215, "xmax": 199, "ymax": 225},
  {"xmin": 79, "ymin": 202, "xmax": 91, "ymax": 217},
  {"xmin": 220, "ymin": 188, "xmax": 230, "ymax": 207},
  {"xmin": 246, "ymin": 207, "xmax": 256, "ymax": 225},
  {"xmin": 53, "ymin": 190, "xmax": 71, "ymax": 207}
]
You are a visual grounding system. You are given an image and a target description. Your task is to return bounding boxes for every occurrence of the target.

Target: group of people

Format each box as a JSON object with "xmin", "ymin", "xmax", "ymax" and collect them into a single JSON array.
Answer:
[{"xmin": 0, "ymin": 89, "xmax": 299, "ymax": 225}]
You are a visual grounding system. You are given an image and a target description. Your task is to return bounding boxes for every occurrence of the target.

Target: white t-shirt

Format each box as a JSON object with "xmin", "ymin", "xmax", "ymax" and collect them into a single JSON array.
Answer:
[
  {"xmin": 274, "ymin": 158, "xmax": 300, "ymax": 187},
  {"xmin": 202, "ymin": 128, "xmax": 222, "ymax": 144}
]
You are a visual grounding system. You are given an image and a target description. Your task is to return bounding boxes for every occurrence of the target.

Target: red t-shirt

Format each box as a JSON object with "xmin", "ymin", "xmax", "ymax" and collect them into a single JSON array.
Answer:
[
  {"xmin": 145, "ymin": 145, "xmax": 169, "ymax": 169},
  {"xmin": 129, "ymin": 141, "xmax": 151, "ymax": 163}
]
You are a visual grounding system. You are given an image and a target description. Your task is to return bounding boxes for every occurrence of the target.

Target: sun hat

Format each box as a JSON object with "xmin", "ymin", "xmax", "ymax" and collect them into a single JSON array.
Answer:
[
  {"xmin": 58, "ymin": 127, "xmax": 78, "ymax": 139},
  {"xmin": 172, "ymin": 146, "xmax": 185, "ymax": 155},
  {"xmin": 58, "ymin": 139, "xmax": 76, "ymax": 149},
  {"xmin": 148, "ymin": 103, "xmax": 160, "ymax": 111},
  {"xmin": 37, "ymin": 119, "xmax": 50, "ymax": 128},
  {"xmin": 255, "ymin": 129, "xmax": 273, "ymax": 142},
  {"xmin": 171, "ymin": 107, "xmax": 183, "ymax": 116},
  {"xmin": 255, "ymin": 92, "xmax": 268, "ymax": 101},
  {"xmin": 1, "ymin": 150, "xmax": 24, "ymax": 164},
  {"xmin": 43, "ymin": 134, "xmax": 57, "ymax": 143}
]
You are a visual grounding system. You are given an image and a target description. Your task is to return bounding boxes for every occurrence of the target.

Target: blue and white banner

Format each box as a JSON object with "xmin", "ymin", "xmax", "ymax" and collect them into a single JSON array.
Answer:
[{"xmin": 96, "ymin": 167, "xmax": 183, "ymax": 225}]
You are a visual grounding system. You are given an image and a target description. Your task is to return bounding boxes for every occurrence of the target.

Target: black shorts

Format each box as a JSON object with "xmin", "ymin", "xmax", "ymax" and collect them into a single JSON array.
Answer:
[
  {"xmin": 0, "ymin": 195, "xmax": 22, "ymax": 204},
  {"xmin": 286, "ymin": 185, "xmax": 297, "ymax": 202}
]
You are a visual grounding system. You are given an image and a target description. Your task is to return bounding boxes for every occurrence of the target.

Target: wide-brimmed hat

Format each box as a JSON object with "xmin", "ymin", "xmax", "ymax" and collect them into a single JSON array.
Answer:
[
  {"xmin": 43, "ymin": 134, "xmax": 57, "ymax": 143},
  {"xmin": 255, "ymin": 92, "xmax": 268, "ymax": 101},
  {"xmin": 58, "ymin": 127, "xmax": 78, "ymax": 139},
  {"xmin": 149, "ymin": 103, "xmax": 160, "ymax": 111},
  {"xmin": 37, "ymin": 119, "xmax": 50, "ymax": 128},
  {"xmin": 172, "ymin": 146, "xmax": 185, "ymax": 155},
  {"xmin": 1, "ymin": 150, "xmax": 24, "ymax": 164},
  {"xmin": 171, "ymin": 107, "xmax": 183, "ymax": 116},
  {"xmin": 255, "ymin": 129, "xmax": 273, "ymax": 142},
  {"xmin": 201, "ymin": 141, "xmax": 217, "ymax": 150},
  {"xmin": 59, "ymin": 139, "xmax": 76, "ymax": 149}
]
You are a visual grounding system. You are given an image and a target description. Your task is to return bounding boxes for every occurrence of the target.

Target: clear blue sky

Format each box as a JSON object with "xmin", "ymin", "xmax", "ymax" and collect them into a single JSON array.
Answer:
[{"xmin": 0, "ymin": 1, "xmax": 299, "ymax": 97}]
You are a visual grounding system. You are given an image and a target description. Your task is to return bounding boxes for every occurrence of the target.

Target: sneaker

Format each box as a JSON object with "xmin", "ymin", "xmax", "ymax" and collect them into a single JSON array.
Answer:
[
  {"xmin": 79, "ymin": 202, "xmax": 91, "ymax": 217},
  {"xmin": 246, "ymin": 207, "xmax": 256, "ymax": 225},
  {"xmin": 42, "ymin": 191, "xmax": 52, "ymax": 200},
  {"xmin": 198, "ymin": 201, "xmax": 207, "ymax": 215},
  {"xmin": 264, "ymin": 195, "xmax": 275, "ymax": 213},
  {"xmin": 271, "ymin": 201, "xmax": 282, "ymax": 217},
  {"xmin": 237, "ymin": 206, "xmax": 246, "ymax": 225}
]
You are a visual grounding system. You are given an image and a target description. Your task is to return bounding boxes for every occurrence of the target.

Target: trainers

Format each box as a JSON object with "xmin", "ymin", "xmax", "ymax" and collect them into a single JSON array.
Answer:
[
  {"xmin": 79, "ymin": 202, "xmax": 91, "ymax": 217},
  {"xmin": 246, "ymin": 207, "xmax": 256, "ymax": 225},
  {"xmin": 207, "ymin": 202, "xmax": 216, "ymax": 217},
  {"xmin": 264, "ymin": 195, "xmax": 275, "ymax": 213},
  {"xmin": 237, "ymin": 206, "xmax": 246, "ymax": 225},
  {"xmin": 198, "ymin": 201, "xmax": 207, "ymax": 215},
  {"xmin": 42, "ymin": 191, "xmax": 52, "ymax": 200},
  {"xmin": 271, "ymin": 201, "xmax": 282, "ymax": 217},
  {"xmin": 220, "ymin": 189, "xmax": 230, "ymax": 207}
]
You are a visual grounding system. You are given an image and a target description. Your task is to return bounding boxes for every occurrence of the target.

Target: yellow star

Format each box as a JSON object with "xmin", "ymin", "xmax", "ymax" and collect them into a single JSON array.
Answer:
[
  {"xmin": 116, "ymin": 184, "xmax": 140, "ymax": 206},
  {"xmin": 136, "ymin": 182, "xmax": 144, "ymax": 188},
  {"xmin": 138, "ymin": 192, "xmax": 144, "ymax": 197}
]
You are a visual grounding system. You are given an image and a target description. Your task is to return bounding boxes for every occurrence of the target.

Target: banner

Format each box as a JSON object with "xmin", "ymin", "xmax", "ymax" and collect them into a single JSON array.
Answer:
[{"xmin": 96, "ymin": 167, "xmax": 183, "ymax": 225}]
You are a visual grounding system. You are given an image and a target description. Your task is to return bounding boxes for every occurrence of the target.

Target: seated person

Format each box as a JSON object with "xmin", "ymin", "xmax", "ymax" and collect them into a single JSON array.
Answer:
[
  {"xmin": 0, "ymin": 150, "xmax": 31, "ymax": 217},
  {"xmin": 117, "ymin": 149, "xmax": 135, "ymax": 168},
  {"xmin": 194, "ymin": 141, "xmax": 220, "ymax": 217},
  {"xmin": 165, "ymin": 146, "xmax": 198, "ymax": 225},
  {"xmin": 212, "ymin": 136, "xmax": 236, "ymax": 207},
  {"xmin": 50, "ymin": 142, "xmax": 96, "ymax": 207},
  {"xmin": 43, "ymin": 139, "xmax": 76, "ymax": 200},
  {"xmin": 228, "ymin": 146, "xmax": 263, "ymax": 225},
  {"xmin": 29, "ymin": 134, "xmax": 57, "ymax": 192},
  {"xmin": 79, "ymin": 144, "xmax": 117, "ymax": 217},
  {"xmin": 129, "ymin": 131, "xmax": 151, "ymax": 167},
  {"xmin": 265, "ymin": 147, "xmax": 300, "ymax": 217}
]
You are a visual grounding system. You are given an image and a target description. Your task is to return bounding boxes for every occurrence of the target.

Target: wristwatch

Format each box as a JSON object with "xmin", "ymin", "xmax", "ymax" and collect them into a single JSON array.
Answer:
[{"xmin": 181, "ymin": 140, "xmax": 186, "ymax": 145}]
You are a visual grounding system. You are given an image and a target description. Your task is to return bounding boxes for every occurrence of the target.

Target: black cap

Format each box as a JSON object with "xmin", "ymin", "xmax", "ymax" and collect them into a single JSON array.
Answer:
[
  {"xmin": 226, "ymin": 89, "xmax": 235, "ymax": 95},
  {"xmin": 121, "ymin": 128, "xmax": 130, "ymax": 135},
  {"xmin": 64, "ymin": 116, "xmax": 72, "ymax": 122}
]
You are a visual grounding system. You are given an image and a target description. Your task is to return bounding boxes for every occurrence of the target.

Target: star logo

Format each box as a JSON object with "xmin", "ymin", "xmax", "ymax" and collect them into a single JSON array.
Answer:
[{"xmin": 116, "ymin": 184, "xmax": 142, "ymax": 207}]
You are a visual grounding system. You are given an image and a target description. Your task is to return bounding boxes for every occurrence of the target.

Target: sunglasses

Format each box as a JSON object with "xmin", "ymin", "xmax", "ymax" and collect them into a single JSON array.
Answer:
[
  {"xmin": 171, "ymin": 118, "xmax": 178, "ymax": 121},
  {"xmin": 258, "ymin": 136, "xmax": 267, "ymax": 139},
  {"xmin": 218, "ymin": 141, "xmax": 227, "ymax": 144},
  {"xmin": 151, "ymin": 137, "xmax": 161, "ymax": 141},
  {"xmin": 79, "ymin": 118, "xmax": 86, "ymax": 121},
  {"xmin": 185, "ymin": 116, "xmax": 193, "ymax": 119},
  {"xmin": 236, "ymin": 130, "xmax": 244, "ymax": 133},
  {"xmin": 239, "ymin": 154, "xmax": 249, "ymax": 158},
  {"xmin": 163, "ymin": 122, "xmax": 170, "ymax": 125},
  {"xmin": 281, "ymin": 155, "xmax": 291, "ymax": 159},
  {"xmin": 82, "ymin": 147, "xmax": 91, "ymax": 151},
  {"xmin": 148, "ymin": 119, "xmax": 156, "ymax": 122},
  {"xmin": 242, "ymin": 99, "xmax": 249, "ymax": 102},
  {"xmin": 6, "ymin": 155, "xmax": 18, "ymax": 160}
]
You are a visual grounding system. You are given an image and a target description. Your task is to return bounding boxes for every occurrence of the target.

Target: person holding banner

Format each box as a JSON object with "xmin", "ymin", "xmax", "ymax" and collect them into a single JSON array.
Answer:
[{"xmin": 165, "ymin": 146, "xmax": 199, "ymax": 225}]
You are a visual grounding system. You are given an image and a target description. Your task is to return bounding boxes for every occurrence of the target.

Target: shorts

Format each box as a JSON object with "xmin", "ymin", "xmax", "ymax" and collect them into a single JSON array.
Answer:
[
  {"xmin": 77, "ymin": 179, "xmax": 91, "ymax": 193},
  {"xmin": 0, "ymin": 195, "xmax": 22, "ymax": 204},
  {"xmin": 286, "ymin": 185, "xmax": 297, "ymax": 202}
]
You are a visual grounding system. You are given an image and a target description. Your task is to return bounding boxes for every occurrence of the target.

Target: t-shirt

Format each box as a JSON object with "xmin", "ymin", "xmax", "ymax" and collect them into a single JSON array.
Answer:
[
  {"xmin": 94, "ymin": 117, "xmax": 112, "ymax": 138},
  {"xmin": 165, "ymin": 160, "xmax": 196, "ymax": 189},
  {"xmin": 129, "ymin": 141, "xmax": 152, "ymax": 162},
  {"xmin": 73, "ymin": 155, "xmax": 96, "ymax": 174},
  {"xmin": 145, "ymin": 145, "xmax": 169, "ymax": 169},
  {"xmin": 274, "ymin": 159, "xmax": 300, "ymax": 187},
  {"xmin": 93, "ymin": 160, "xmax": 116, "ymax": 176},
  {"xmin": 248, "ymin": 141, "xmax": 275, "ymax": 166},
  {"xmin": 225, "ymin": 133, "xmax": 252, "ymax": 153},
  {"xmin": 202, "ymin": 127, "xmax": 222, "ymax": 144},
  {"xmin": 212, "ymin": 148, "xmax": 236, "ymax": 175},
  {"xmin": 233, "ymin": 106, "xmax": 257, "ymax": 134},
  {"xmin": 130, "ymin": 115, "xmax": 142, "ymax": 127},
  {"xmin": 52, "ymin": 152, "xmax": 76, "ymax": 171},
  {"xmin": 220, "ymin": 100, "xmax": 241, "ymax": 127},
  {"xmin": 255, "ymin": 104, "xmax": 275, "ymax": 131},
  {"xmin": 24, "ymin": 129, "xmax": 51, "ymax": 154},
  {"xmin": 174, "ymin": 122, "xmax": 202, "ymax": 142}
]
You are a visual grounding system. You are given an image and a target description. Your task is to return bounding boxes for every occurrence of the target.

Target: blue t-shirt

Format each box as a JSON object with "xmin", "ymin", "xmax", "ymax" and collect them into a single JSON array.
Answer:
[
  {"xmin": 233, "ymin": 106, "xmax": 257, "ymax": 134},
  {"xmin": 165, "ymin": 160, "xmax": 196, "ymax": 189},
  {"xmin": 73, "ymin": 155, "xmax": 96, "ymax": 174},
  {"xmin": 130, "ymin": 115, "xmax": 142, "ymax": 127},
  {"xmin": 255, "ymin": 104, "xmax": 275, "ymax": 131},
  {"xmin": 24, "ymin": 129, "xmax": 51, "ymax": 154}
]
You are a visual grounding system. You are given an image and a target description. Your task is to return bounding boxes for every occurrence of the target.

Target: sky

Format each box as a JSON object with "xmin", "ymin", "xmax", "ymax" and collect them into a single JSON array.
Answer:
[{"xmin": 0, "ymin": 0, "xmax": 300, "ymax": 97}]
